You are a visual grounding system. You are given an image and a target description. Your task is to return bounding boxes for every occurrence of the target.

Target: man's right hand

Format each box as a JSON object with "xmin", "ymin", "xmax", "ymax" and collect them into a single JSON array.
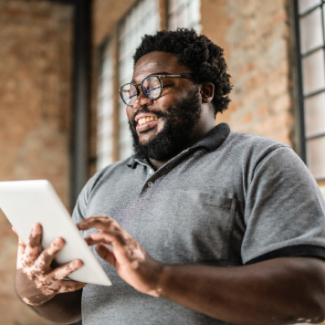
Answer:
[{"xmin": 15, "ymin": 223, "xmax": 87, "ymax": 307}]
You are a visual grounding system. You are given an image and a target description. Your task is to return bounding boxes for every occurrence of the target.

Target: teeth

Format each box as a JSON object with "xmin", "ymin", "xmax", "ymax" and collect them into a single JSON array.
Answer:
[{"xmin": 138, "ymin": 116, "xmax": 158, "ymax": 125}]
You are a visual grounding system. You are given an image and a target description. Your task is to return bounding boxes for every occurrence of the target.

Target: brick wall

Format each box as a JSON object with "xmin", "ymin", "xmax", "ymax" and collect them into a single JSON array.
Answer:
[
  {"xmin": 0, "ymin": 1, "xmax": 73, "ymax": 323},
  {"xmin": 201, "ymin": 0, "xmax": 296, "ymax": 149}
]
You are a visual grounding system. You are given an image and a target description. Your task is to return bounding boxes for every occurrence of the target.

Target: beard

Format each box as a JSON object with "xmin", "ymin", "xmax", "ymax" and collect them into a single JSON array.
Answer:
[{"xmin": 129, "ymin": 90, "xmax": 202, "ymax": 161}]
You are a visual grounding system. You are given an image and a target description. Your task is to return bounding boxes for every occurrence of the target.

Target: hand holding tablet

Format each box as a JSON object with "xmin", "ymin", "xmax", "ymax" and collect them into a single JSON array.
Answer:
[
  {"xmin": 0, "ymin": 180, "xmax": 111, "ymax": 287},
  {"xmin": 14, "ymin": 222, "xmax": 87, "ymax": 306}
]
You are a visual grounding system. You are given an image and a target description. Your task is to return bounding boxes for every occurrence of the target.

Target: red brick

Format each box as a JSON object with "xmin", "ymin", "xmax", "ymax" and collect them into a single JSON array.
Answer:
[
  {"xmin": 201, "ymin": 0, "xmax": 294, "ymax": 146},
  {"xmin": 272, "ymin": 93, "xmax": 291, "ymax": 113},
  {"xmin": 0, "ymin": 1, "xmax": 73, "ymax": 323}
]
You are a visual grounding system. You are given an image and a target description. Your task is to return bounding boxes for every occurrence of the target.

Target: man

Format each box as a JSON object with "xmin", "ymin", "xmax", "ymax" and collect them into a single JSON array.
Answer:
[{"xmin": 15, "ymin": 29, "xmax": 325, "ymax": 325}]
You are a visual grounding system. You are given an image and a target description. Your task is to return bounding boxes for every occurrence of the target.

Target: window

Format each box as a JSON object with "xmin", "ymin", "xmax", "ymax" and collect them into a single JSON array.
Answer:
[
  {"xmin": 96, "ymin": 0, "xmax": 201, "ymax": 167},
  {"xmin": 96, "ymin": 41, "xmax": 114, "ymax": 171},
  {"xmin": 118, "ymin": 0, "xmax": 160, "ymax": 160},
  {"xmin": 168, "ymin": 0, "xmax": 201, "ymax": 32},
  {"xmin": 295, "ymin": 0, "xmax": 325, "ymax": 180}
]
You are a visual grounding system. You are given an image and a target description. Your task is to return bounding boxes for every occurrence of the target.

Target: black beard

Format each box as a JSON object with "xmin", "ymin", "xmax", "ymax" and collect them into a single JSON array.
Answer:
[{"xmin": 129, "ymin": 92, "xmax": 202, "ymax": 161}]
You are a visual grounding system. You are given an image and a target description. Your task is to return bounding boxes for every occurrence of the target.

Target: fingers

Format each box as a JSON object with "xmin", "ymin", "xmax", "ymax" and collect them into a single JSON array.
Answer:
[
  {"xmin": 51, "ymin": 260, "xmax": 84, "ymax": 281},
  {"xmin": 85, "ymin": 230, "xmax": 126, "ymax": 247},
  {"xmin": 77, "ymin": 215, "xmax": 120, "ymax": 232},
  {"xmin": 95, "ymin": 243, "xmax": 116, "ymax": 266},
  {"xmin": 57, "ymin": 280, "xmax": 87, "ymax": 294},
  {"xmin": 34, "ymin": 238, "xmax": 65, "ymax": 272},
  {"xmin": 24, "ymin": 224, "xmax": 42, "ymax": 264}
]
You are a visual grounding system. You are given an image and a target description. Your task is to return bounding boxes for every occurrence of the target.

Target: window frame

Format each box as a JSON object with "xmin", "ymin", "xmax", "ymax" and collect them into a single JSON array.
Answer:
[
  {"xmin": 293, "ymin": 0, "xmax": 325, "ymax": 181},
  {"xmin": 96, "ymin": 39, "xmax": 115, "ymax": 171}
]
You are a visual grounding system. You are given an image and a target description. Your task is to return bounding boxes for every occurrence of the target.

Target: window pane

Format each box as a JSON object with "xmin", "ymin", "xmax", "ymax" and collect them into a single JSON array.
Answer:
[
  {"xmin": 169, "ymin": 14, "xmax": 178, "ymax": 30},
  {"xmin": 97, "ymin": 42, "xmax": 114, "ymax": 170},
  {"xmin": 299, "ymin": 8, "xmax": 323, "ymax": 54},
  {"xmin": 302, "ymin": 49, "xmax": 325, "ymax": 95},
  {"xmin": 169, "ymin": 0, "xmax": 178, "ymax": 14},
  {"xmin": 168, "ymin": 0, "xmax": 201, "ymax": 32},
  {"xmin": 118, "ymin": 0, "xmax": 159, "ymax": 160},
  {"xmin": 304, "ymin": 92, "xmax": 325, "ymax": 137},
  {"xmin": 189, "ymin": 0, "xmax": 200, "ymax": 27},
  {"xmin": 306, "ymin": 136, "xmax": 325, "ymax": 179},
  {"xmin": 298, "ymin": 0, "xmax": 321, "ymax": 13}
]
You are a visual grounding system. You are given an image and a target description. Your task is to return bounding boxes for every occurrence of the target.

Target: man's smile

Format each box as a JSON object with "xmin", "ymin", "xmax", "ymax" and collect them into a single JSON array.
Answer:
[{"xmin": 134, "ymin": 113, "xmax": 161, "ymax": 133}]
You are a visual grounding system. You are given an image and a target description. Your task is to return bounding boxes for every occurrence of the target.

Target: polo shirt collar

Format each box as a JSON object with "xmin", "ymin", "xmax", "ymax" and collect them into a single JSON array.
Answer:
[
  {"xmin": 190, "ymin": 122, "xmax": 230, "ymax": 152},
  {"xmin": 127, "ymin": 122, "xmax": 230, "ymax": 169}
]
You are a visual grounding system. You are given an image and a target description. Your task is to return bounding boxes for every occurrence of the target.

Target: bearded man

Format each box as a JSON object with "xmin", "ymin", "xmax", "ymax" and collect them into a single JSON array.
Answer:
[{"xmin": 15, "ymin": 29, "xmax": 325, "ymax": 325}]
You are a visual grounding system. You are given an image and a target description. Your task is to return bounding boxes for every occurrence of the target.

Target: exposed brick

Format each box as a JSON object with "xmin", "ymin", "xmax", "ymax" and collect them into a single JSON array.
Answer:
[
  {"xmin": 267, "ymin": 76, "xmax": 288, "ymax": 97},
  {"xmin": 272, "ymin": 93, "xmax": 291, "ymax": 113},
  {"xmin": 0, "ymin": 1, "xmax": 73, "ymax": 323},
  {"xmin": 202, "ymin": 0, "xmax": 294, "ymax": 147}
]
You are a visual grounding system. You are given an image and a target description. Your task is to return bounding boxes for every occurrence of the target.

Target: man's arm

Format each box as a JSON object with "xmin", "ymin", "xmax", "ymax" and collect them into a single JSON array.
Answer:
[
  {"xmin": 78, "ymin": 215, "xmax": 325, "ymax": 325},
  {"xmin": 21, "ymin": 286, "xmax": 83, "ymax": 324},
  {"xmin": 157, "ymin": 257, "xmax": 325, "ymax": 325},
  {"xmin": 14, "ymin": 224, "xmax": 86, "ymax": 323}
]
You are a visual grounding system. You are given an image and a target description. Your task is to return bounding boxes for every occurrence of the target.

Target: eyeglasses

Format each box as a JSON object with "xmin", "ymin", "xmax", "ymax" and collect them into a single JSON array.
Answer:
[{"xmin": 119, "ymin": 74, "xmax": 193, "ymax": 107}]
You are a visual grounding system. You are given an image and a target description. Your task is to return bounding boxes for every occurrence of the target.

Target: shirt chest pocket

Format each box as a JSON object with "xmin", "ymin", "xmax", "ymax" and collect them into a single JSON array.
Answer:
[{"xmin": 165, "ymin": 190, "xmax": 236, "ymax": 262}]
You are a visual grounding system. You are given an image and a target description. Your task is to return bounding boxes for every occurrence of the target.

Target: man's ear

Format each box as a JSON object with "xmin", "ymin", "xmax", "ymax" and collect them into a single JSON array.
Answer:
[{"xmin": 199, "ymin": 82, "xmax": 215, "ymax": 103}]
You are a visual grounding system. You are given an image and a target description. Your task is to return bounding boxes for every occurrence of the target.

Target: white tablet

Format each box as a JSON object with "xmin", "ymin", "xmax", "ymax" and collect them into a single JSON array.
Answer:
[{"xmin": 0, "ymin": 180, "xmax": 111, "ymax": 286}]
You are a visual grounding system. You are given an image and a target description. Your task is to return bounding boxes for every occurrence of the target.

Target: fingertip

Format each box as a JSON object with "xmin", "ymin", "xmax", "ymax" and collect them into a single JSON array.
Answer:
[
  {"xmin": 58, "ymin": 237, "xmax": 66, "ymax": 245},
  {"xmin": 35, "ymin": 223, "xmax": 42, "ymax": 230},
  {"xmin": 52, "ymin": 237, "xmax": 65, "ymax": 249},
  {"xmin": 32, "ymin": 223, "xmax": 42, "ymax": 236},
  {"xmin": 73, "ymin": 259, "xmax": 84, "ymax": 269},
  {"xmin": 76, "ymin": 222, "xmax": 84, "ymax": 230}
]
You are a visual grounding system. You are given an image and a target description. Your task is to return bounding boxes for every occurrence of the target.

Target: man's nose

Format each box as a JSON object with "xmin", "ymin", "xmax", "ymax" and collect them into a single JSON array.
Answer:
[{"xmin": 133, "ymin": 90, "xmax": 153, "ymax": 110}]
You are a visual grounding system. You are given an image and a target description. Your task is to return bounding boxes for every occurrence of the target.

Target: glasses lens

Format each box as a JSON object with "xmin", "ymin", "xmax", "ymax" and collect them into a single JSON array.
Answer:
[
  {"xmin": 120, "ymin": 84, "xmax": 137, "ymax": 106},
  {"xmin": 142, "ymin": 76, "xmax": 162, "ymax": 100}
]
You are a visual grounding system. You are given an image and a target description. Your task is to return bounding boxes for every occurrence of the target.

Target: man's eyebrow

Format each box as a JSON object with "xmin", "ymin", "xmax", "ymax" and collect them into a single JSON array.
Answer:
[
  {"xmin": 131, "ymin": 72, "xmax": 171, "ymax": 83},
  {"xmin": 149, "ymin": 71, "xmax": 171, "ymax": 76}
]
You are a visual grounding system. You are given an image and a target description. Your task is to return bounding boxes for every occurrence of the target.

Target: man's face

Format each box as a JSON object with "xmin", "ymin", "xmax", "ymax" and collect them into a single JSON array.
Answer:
[{"xmin": 126, "ymin": 51, "xmax": 203, "ymax": 161}]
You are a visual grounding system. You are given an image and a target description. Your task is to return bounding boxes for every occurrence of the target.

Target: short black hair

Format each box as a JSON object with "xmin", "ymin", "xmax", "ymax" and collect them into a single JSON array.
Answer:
[{"xmin": 133, "ymin": 29, "xmax": 232, "ymax": 116}]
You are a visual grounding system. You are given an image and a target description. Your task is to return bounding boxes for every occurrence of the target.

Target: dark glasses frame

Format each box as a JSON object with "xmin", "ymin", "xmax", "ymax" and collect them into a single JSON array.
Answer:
[{"xmin": 119, "ymin": 74, "xmax": 194, "ymax": 107}]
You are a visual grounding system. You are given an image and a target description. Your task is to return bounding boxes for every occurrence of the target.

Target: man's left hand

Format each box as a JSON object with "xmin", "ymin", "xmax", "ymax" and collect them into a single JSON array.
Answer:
[{"xmin": 77, "ymin": 215, "xmax": 164, "ymax": 297}]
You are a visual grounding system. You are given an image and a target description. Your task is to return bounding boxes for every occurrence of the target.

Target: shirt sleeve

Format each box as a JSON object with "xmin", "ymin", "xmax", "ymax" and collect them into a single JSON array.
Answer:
[
  {"xmin": 241, "ymin": 146, "xmax": 325, "ymax": 264},
  {"xmin": 71, "ymin": 175, "xmax": 98, "ymax": 237}
]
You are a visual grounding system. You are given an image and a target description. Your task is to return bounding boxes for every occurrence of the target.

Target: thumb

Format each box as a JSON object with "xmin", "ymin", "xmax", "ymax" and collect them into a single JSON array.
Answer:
[{"xmin": 95, "ymin": 244, "xmax": 116, "ymax": 267}]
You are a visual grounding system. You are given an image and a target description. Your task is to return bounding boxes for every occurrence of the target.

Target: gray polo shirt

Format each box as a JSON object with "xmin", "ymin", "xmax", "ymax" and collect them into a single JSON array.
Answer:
[{"xmin": 73, "ymin": 123, "xmax": 325, "ymax": 325}]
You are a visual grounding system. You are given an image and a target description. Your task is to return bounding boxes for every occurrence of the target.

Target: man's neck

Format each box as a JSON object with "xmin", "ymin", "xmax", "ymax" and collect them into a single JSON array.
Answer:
[{"xmin": 148, "ymin": 158, "xmax": 168, "ymax": 171}]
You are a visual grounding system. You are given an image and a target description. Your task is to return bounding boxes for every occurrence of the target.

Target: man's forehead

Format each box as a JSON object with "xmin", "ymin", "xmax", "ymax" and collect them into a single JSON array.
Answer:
[{"xmin": 132, "ymin": 51, "xmax": 191, "ymax": 82}]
